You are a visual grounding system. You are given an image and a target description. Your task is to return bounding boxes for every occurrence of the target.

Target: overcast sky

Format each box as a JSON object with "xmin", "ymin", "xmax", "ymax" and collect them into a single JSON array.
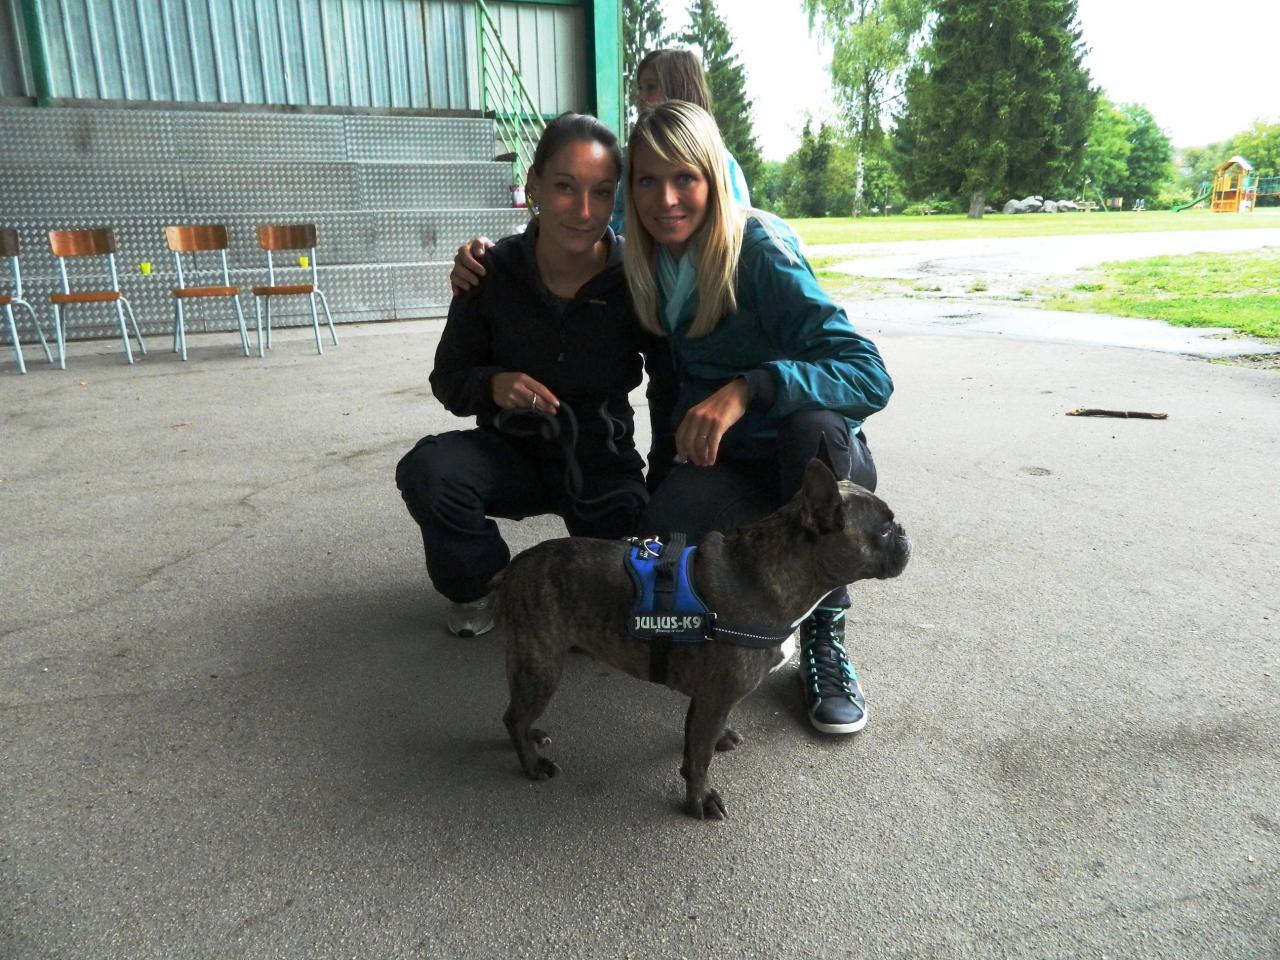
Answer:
[{"xmin": 659, "ymin": 0, "xmax": 1280, "ymax": 160}]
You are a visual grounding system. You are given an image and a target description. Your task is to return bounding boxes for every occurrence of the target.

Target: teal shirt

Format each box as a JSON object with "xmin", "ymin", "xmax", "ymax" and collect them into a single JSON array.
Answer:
[{"xmin": 657, "ymin": 216, "xmax": 893, "ymax": 461}]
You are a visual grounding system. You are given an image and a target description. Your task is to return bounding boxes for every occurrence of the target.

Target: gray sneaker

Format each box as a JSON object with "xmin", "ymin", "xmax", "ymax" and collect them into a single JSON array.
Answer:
[{"xmin": 447, "ymin": 592, "xmax": 496, "ymax": 638}]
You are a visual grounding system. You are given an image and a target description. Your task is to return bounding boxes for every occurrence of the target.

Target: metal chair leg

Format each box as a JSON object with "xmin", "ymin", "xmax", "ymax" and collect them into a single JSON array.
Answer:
[
  {"xmin": 114, "ymin": 299, "xmax": 135, "ymax": 364},
  {"xmin": 232, "ymin": 296, "xmax": 250, "ymax": 356},
  {"xmin": 15, "ymin": 299, "xmax": 53, "ymax": 364},
  {"xmin": 264, "ymin": 297, "xmax": 272, "ymax": 350},
  {"xmin": 4, "ymin": 303, "xmax": 25, "ymax": 374},
  {"xmin": 174, "ymin": 298, "xmax": 187, "ymax": 361},
  {"xmin": 253, "ymin": 296, "xmax": 265, "ymax": 357},
  {"xmin": 122, "ymin": 297, "xmax": 146, "ymax": 356},
  {"xmin": 315, "ymin": 289, "xmax": 338, "ymax": 345},
  {"xmin": 54, "ymin": 303, "xmax": 66, "ymax": 369},
  {"xmin": 308, "ymin": 292, "xmax": 323, "ymax": 355}
]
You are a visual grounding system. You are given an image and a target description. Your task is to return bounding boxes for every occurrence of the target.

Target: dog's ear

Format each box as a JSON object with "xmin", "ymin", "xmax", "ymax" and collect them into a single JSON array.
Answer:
[{"xmin": 799, "ymin": 458, "xmax": 843, "ymax": 534}]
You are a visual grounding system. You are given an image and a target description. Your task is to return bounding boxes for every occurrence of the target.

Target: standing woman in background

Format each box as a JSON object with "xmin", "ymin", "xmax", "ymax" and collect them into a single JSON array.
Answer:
[
  {"xmin": 625, "ymin": 101, "xmax": 894, "ymax": 736},
  {"xmin": 620, "ymin": 48, "xmax": 752, "ymax": 228}
]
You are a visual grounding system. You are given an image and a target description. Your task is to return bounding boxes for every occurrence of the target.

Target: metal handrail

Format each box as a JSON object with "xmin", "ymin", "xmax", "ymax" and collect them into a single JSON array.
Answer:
[{"xmin": 475, "ymin": 0, "xmax": 547, "ymax": 185}]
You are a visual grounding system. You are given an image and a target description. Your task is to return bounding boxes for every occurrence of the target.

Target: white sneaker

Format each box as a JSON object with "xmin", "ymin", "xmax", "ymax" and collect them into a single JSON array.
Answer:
[{"xmin": 447, "ymin": 593, "xmax": 496, "ymax": 638}]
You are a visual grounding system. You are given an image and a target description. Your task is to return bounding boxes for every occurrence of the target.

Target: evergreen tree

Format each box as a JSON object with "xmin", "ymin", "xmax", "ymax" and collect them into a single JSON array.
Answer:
[
  {"xmin": 803, "ymin": 0, "xmax": 928, "ymax": 215},
  {"xmin": 894, "ymin": 0, "xmax": 1096, "ymax": 217},
  {"xmin": 780, "ymin": 120, "xmax": 836, "ymax": 217},
  {"xmin": 680, "ymin": 0, "xmax": 763, "ymax": 189},
  {"xmin": 623, "ymin": 0, "xmax": 668, "ymax": 116}
]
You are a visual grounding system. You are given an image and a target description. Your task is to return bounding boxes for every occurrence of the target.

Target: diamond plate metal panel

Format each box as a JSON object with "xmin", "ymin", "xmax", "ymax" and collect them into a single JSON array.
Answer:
[
  {"xmin": 360, "ymin": 163, "xmax": 514, "ymax": 209},
  {"xmin": 0, "ymin": 107, "xmax": 174, "ymax": 163},
  {"xmin": 182, "ymin": 163, "xmax": 361, "ymax": 214},
  {"xmin": 373, "ymin": 209, "xmax": 528, "ymax": 262},
  {"xmin": 170, "ymin": 111, "xmax": 347, "ymax": 162},
  {"xmin": 345, "ymin": 115, "xmax": 496, "ymax": 163},
  {"xmin": 394, "ymin": 262, "xmax": 455, "ymax": 318},
  {"xmin": 1, "ymin": 165, "xmax": 187, "ymax": 218}
]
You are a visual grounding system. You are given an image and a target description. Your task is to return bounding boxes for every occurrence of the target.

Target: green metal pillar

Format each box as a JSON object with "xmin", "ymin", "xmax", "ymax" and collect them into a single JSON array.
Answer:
[
  {"xmin": 18, "ymin": 0, "xmax": 54, "ymax": 107},
  {"xmin": 589, "ymin": 0, "xmax": 623, "ymax": 135}
]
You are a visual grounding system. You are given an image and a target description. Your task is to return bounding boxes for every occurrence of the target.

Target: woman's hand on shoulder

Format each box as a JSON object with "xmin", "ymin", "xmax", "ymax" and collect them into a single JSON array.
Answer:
[
  {"xmin": 490, "ymin": 372, "xmax": 560, "ymax": 412},
  {"xmin": 450, "ymin": 236, "xmax": 496, "ymax": 295},
  {"xmin": 675, "ymin": 379, "xmax": 749, "ymax": 467}
]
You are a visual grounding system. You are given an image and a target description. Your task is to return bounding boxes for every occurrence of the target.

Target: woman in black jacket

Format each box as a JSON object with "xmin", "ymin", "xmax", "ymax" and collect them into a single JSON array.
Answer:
[{"xmin": 396, "ymin": 114, "xmax": 673, "ymax": 638}]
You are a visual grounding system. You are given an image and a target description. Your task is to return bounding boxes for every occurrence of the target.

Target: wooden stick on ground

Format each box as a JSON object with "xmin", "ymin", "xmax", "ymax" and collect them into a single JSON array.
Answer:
[{"xmin": 1065, "ymin": 408, "xmax": 1168, "ymax": 419}]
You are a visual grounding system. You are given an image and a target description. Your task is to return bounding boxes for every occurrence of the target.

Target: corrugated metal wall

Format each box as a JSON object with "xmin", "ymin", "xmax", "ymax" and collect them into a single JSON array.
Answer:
[
  {"xmin": 1, "ymin": 4, "xmax": 35, "ymax": 97},
  {"xmin": 0, "ymin": 0, "xmax": 589, "ymax": 115},
  {"xmin": 490, "ymin": 3, "xmax": 586, "ymax": 116}
]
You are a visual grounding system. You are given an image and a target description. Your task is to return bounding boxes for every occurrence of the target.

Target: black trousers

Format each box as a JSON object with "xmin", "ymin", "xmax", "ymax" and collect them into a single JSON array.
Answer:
[
  {"xmin": 395, "ymin": 428, "xmax": 646, "ymax": 603},
  {"xmin": 641, "ymin": 409, "xmax": 877, "ymax": 608}
]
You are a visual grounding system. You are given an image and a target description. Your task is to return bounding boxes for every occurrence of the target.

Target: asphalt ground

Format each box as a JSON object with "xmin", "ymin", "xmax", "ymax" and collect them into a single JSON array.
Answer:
[{"xmin": 2, "ymin": 305, "xmax": 1278, "ymax": 959}]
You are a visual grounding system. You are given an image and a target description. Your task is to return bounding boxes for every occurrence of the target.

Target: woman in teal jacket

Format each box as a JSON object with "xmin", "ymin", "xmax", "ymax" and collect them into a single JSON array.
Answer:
[{"xmin": 624, "ymin": 100, "xmax": 893, "ymax": 737}]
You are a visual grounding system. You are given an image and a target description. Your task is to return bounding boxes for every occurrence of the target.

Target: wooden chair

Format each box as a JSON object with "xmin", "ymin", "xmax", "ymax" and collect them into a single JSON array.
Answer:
[
  {"xmin": 1, "ymin": 228, "xmax": 55, "ymax": 374},
  {"xmin": 164, "ymin": 225, "xmax": 252, "ymax": 361},
  {"xmin": 47, "ymin": 227, "xmax": 145, "ymax": 368},
  {"xmin": 252, "ymin": 224, "xmax": 337, "ymax": 356}
]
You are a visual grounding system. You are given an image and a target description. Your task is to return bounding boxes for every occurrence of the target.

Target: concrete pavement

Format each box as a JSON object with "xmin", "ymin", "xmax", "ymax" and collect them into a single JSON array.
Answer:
[{"xmin": 2, "ymin": 315, "xmax": 1278, "ymax": 959}]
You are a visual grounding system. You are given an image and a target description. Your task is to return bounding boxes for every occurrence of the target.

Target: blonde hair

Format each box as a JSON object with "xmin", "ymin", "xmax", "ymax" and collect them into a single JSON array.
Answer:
[{"xmin": 624, "ymin": 101, "xmax": 744, "ymax": 339}]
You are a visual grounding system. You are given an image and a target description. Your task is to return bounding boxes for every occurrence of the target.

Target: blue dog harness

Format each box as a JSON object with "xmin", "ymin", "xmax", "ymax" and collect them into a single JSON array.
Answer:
[{"xmin": 625, "ymin": 534, "xmax": 795, "ymax": 683}]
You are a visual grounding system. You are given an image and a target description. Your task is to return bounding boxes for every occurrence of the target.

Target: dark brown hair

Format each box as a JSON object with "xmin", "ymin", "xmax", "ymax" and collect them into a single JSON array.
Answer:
[{"xmin": 529, "ymin": 112, "xmax": 622, "ymax": 181}]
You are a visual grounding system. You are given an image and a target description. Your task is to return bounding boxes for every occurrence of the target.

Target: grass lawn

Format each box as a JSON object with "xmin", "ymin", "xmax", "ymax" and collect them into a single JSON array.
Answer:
[
  {"xmin": 787, "ymin": 208, "xmax": 1280, "ymax": 246},
  {"xmin": 1046, "ymin": 248, "xmax": 1280, "ymax": 340}
]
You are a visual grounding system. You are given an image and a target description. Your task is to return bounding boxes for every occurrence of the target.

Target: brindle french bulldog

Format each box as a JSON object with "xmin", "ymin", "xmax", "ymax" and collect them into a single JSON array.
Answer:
[{"xmin": 494, "ymin": 458, "xmax": 910, "ymax": 820}]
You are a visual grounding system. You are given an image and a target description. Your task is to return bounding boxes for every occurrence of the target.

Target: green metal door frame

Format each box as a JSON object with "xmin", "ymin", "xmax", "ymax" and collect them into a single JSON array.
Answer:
[
  {"xmin": 588, "ymin": 0, "xmax": 622, "ymax": 135},
  {"xmin": 18, "ymin": 0, "xmax": 53, "ymax": 106}
]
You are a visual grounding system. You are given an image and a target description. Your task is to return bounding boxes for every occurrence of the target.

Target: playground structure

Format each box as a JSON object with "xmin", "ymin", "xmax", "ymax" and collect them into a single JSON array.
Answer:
[{"xmin": 1175, "ymin": 156, "xmax": 1280, "ymax": 212}]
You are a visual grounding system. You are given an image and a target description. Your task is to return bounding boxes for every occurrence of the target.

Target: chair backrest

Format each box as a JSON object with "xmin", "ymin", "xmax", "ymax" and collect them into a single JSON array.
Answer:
[
  {"xmin": 49, "ymin": 228, "xmax": 117, "ymax": 258},
  {"xmin": 257, "ymin": 224, "xmax": 316, "ymax": 251},
  {"xmin": 0, "ymin": 228, "xmax": 18, "ymax": 258},
  {"xmin": 166, "ymin": 224, "xmax": 229, "ymax": 252}
]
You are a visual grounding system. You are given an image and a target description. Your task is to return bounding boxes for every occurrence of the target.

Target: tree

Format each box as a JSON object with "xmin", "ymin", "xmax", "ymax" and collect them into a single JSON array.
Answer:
[
  {"xmin": 1230, "ymin": 120, "xmax": 1280, "ymax": 176},
  {"xmin": 1077, "ymin": 95, "xmax": 1133, "ymax": 201},
  {"xmin": 893, "ymin": 0, "xmax": 1096, "ymax": 217},
  {"xmin": 623, "ymin": 0, "xmax": 668, "ymax": 117},
  {"xmin": 680, "ymin": 0, "xmax": 764, "ymax": 189},
  {"xmin": 802, "ymin": 0, "xmax": 928, "ymax": 215},
  {"xmin": 779, "ymin": 120, "xmax": 836, "ymax": 216},
  {"xmin": 1116, "ymin": 104, "xmax": 1172, "ymax": 206},
  {"xmin": 753, "ymin": 160, "xmax": 787, "ymax": 212},
  {"xmin": 1177, "ymin": 142, "xmax": 1229, "ymax": 196}
]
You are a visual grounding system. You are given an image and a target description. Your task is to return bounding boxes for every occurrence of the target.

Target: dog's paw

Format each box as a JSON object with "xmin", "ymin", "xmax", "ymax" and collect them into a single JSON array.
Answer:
[
  {"xmin": 530, "ymin": 728, "xmax": 551, "ymax": 747},
  {"xmin": 525, "ymin": 756, "xmax": 561, "ymax": 781},
  {"xmin": 686, "ymin": 789, "xmax": 728, "ymax": 821},
  {"xmin": 715, "ymin": 728, "xmax": 744, "ymax": 752}
]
